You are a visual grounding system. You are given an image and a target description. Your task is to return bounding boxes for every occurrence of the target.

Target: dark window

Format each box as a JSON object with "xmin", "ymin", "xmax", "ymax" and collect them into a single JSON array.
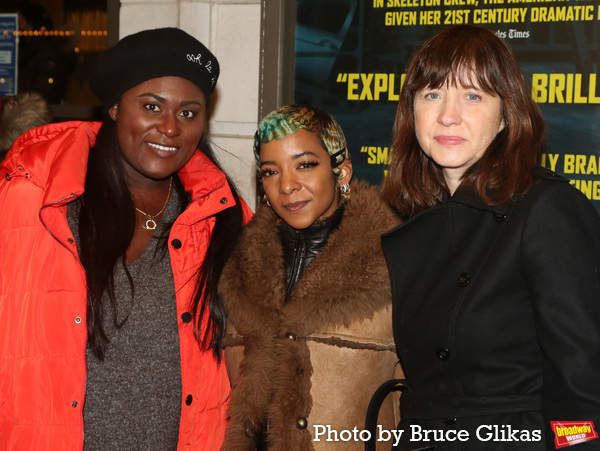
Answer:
[{"xmin": 1, "ymin": 0, "xmax": 118, "ymax": 121}]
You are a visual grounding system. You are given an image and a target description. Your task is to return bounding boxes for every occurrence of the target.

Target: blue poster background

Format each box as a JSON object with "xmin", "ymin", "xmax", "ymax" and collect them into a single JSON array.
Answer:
[
  {"xmin": 294, "ymin": 0, "xmax": 600, "ymax": 213},
  {"xmin": 0, "ymin": 14, "xmax": 18, "ymax": 96}
]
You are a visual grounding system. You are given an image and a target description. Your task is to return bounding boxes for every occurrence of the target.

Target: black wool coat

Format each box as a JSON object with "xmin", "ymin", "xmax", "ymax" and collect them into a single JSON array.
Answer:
[{"xmin": 382, "ymin": 169, "xmax": 600, "ymax": 451}]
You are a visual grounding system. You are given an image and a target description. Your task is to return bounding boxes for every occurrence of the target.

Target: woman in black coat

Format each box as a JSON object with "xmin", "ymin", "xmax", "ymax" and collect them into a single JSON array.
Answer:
[{"xmin": 380, "ymin": 25, "xmax": 600, "ymax": 450}]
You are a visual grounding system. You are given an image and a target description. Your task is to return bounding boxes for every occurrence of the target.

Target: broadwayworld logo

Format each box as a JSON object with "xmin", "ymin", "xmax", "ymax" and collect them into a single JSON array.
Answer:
[{"xmin": 551, "ymin": 421, "xmax": 598, "ymax": 448}]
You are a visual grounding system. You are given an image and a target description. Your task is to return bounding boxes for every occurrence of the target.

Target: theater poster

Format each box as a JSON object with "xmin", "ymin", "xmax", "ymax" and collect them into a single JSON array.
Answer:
[
  {"xmin": 0, "ymin": 14, "xmax": 18, "ymax": 96},
  {"xmin": 294, "ymin": 0, "xmax": 600, "ymax": 213}
]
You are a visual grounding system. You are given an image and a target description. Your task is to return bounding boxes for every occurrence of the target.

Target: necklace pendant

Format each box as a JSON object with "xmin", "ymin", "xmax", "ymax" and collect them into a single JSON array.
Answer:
[
  {"xmin": 143, "ymin": 218, "xmax": 157, "ymax": 231},
  {"xmin": 135, "ymin": 177, "xmax": 172, "ymax": 231}
]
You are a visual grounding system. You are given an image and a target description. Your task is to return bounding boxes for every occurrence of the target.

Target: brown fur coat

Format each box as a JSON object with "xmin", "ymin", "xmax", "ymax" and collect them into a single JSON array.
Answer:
[{"xmin": 219, "ymin": 181, "xmax": 403, "ymax": 451}]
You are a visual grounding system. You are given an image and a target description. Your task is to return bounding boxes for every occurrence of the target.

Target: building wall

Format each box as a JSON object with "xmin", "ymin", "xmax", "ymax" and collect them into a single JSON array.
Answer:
[{"xmin": 119, "ymin": 0, "xmax": 260, "ymax": 209}]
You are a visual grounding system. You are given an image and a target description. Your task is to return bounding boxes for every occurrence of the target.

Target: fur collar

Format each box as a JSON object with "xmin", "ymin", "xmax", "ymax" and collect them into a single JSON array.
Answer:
[
  {"xmin": 219, "ymin": 181, "xmax": 400, "ymax": 451},
  {"xmin": 220, "ymin": 180, "xmax": 400, "ymax": 338}
]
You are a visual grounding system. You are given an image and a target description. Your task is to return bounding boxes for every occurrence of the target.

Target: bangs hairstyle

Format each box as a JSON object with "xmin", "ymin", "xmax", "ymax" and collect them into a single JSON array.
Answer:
[
  {"xmin": 253, "ymin": 105, "xmax": 349, "ymax": 176},
  {"xmin": 383, "ymin": 25, "xmax": 546, "ymax": 219}
]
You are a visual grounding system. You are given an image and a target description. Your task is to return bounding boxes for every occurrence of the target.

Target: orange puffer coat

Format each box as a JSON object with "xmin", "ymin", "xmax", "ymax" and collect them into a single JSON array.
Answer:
[{"xmin": 0, "ymin": 121, "xmax": 249, "ymax": 450}]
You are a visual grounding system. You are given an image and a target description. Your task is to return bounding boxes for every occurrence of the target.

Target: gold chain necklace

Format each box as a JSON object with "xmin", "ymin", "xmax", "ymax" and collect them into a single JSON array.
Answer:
[{"xmin": 135, "ymin": 178, "xmax": 173, "ymax": 231}]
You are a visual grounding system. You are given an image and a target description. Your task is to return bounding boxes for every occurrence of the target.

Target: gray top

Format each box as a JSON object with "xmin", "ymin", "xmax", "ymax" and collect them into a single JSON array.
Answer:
[{"xmin": 68, "ymin": 191, "xmax": 182, "ymax": 450}]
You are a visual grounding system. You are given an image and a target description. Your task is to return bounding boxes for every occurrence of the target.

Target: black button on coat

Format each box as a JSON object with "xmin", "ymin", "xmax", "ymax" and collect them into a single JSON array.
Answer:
[{"xmin": 382, "ymin": 169, "xmax": 600, "ymax": 450}]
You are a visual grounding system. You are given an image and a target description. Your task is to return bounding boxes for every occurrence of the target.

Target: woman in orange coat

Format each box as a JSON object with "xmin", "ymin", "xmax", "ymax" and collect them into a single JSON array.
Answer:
[{"xmin": 0, "ymin": 28, "xmax": 250, "ymax": 450}]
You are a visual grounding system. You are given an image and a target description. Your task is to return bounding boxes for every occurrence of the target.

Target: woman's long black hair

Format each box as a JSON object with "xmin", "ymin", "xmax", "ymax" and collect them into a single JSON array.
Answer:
[{"xmin": 79, "ymin": 118, "xmax": 244, "ymax": 362}]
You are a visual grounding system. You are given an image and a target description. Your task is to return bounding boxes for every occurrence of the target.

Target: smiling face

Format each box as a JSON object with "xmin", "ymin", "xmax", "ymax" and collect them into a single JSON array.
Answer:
[
  {"xmin": 414, "ymin": 79, "xmax": 505, "ymax": 194},
  {"xmin": 259, "ymin": 129, "xmax": 352, "ymax": 230},
  {"xmin": 109, "ymin": 76, "xmax": 206, "ymax": 186}
]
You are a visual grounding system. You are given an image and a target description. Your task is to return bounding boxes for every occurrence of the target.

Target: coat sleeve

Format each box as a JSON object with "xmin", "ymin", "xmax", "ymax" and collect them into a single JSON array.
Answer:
[{"xmin": 521, "ymin": 181, "xmax": 600, "ymax": 448}]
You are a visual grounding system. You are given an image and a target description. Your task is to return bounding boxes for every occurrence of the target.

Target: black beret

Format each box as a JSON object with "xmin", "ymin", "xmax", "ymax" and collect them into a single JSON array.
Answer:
[{"xmin": 90, "ymin": 27, "xmax": 219, "ymax": 106}]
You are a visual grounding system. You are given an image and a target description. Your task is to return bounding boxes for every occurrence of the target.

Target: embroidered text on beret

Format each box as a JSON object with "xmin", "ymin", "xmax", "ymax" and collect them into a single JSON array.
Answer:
[{"xmin": 89, "ymin": 27, "xmax": 220, "ymax": 106}]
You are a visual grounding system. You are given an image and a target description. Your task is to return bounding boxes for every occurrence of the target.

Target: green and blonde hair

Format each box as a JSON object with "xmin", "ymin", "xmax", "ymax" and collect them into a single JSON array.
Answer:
[{"xmin": 253, "ymin": 105, "xmax": 350, "ymax": 177}]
